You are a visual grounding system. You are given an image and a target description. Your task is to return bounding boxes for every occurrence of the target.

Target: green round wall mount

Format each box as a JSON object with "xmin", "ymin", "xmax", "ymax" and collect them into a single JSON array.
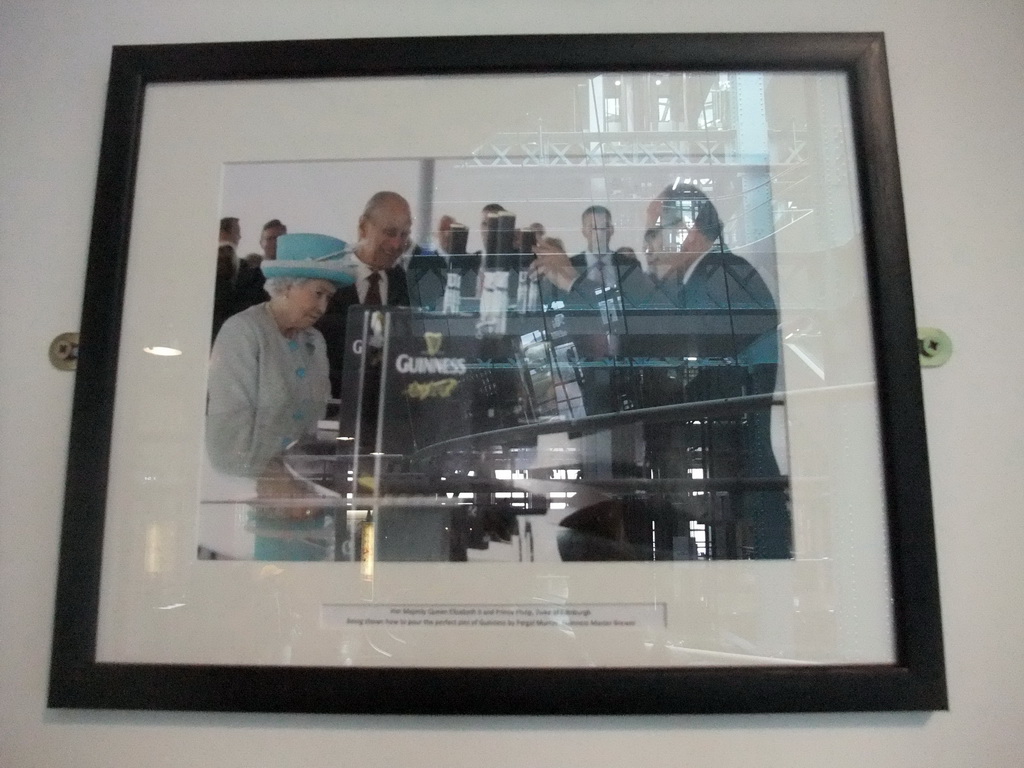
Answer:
[{"xmin": 918, "ymin": 327, "xmax": 952, "ymax": 368}]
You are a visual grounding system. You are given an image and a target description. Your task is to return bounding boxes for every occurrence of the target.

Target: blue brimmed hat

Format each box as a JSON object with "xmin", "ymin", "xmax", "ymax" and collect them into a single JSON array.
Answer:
[{"xmin": 261, "ymin": 233, "xmax": 355, "ymax": 287}]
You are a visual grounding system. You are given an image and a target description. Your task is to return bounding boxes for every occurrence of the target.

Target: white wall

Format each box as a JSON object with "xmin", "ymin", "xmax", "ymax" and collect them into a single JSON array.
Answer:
[{"xmin": 2, "ymin": 1, "xmax": 1022, "ymax": 766}]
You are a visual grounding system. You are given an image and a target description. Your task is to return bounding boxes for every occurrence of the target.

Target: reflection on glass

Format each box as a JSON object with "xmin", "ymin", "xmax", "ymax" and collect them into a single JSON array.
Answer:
[{"xmin": 198, "ymin": 70, "xmax": 871, "ymax": 571}]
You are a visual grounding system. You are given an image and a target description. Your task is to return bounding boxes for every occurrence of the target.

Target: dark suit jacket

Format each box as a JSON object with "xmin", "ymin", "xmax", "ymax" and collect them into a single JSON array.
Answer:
[
  {"xmin": 656, "ymin": 245, "xmax": 788, "ymax": 558},
  {"xmin": 211, "ymin": 258, "xmax": 268, "ymax": 345},
  {"xmin": 542, "ymin": 251, "xmax": 655, "ymax": 310},
  {"xmin": 233, "ymin": 258, "xmax": 268, "ymax": 310},
  {"xmin": 405, "ymin": 245, "xmax": 449, "ymax": 310},
  {"xmin": 315, "ymin": 265, "xmax": 410, "ymax": 399}
]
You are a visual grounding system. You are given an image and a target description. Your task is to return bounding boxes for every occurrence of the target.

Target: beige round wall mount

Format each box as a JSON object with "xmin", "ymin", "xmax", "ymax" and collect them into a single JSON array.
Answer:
[{"xmin": 49, "ymin": 332, "xmax": 80, "ymax": 371}]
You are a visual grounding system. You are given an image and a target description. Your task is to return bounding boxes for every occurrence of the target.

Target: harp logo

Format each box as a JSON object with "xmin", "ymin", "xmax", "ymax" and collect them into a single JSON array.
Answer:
[{"xmin": 424, "ymin": 332, "xmax": 444, "ymax": 356}]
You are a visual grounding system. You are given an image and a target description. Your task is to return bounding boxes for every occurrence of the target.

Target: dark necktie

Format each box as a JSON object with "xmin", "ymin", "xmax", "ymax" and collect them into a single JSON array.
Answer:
[
  {"xmin": 593, "ymin": 257, "xmax": 615, "ymax": 290},
  {"xmin": 365, "ymin": 271, "xmax": 382, "ymax": 306}
]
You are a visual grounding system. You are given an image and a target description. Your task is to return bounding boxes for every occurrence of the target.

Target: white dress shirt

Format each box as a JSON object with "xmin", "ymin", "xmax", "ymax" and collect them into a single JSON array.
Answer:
[
  {"xmin": 583, "ymin": 250, "xmax": 618, "ymax": 289},
  {"xmin": 355, "ymin": 260, "xmax": 389, "ymax": 305}
]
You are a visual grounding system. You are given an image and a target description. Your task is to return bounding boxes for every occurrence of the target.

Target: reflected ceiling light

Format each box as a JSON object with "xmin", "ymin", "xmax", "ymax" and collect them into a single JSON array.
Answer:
[{"xmin": 144, "ymin": 345, "xmax": 182, "ymax": 356}]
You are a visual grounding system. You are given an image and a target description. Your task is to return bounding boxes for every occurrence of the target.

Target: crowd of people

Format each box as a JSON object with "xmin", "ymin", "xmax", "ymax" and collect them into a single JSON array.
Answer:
[{"xmin": 203, "ymin": 182, "xmax": 789, "ymax": 562}]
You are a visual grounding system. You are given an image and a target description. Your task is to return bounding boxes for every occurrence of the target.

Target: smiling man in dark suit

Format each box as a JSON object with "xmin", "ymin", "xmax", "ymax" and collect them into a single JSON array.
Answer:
[
  {"xmin": 316, "ymin": 191, "xmax": 470, "ymax": 561},
  {"xmin": 315, "ymin": 191, "xmax": 412, "ymax": 400}
]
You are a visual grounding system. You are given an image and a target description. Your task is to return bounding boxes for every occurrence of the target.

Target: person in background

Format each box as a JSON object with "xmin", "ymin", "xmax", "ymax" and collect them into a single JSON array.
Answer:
[
  {"xmin": 219, "ymin": 216, "xmax": 241, "ymax": 250},
  {"xmin": 242, "ymin": 218, "xmax": 287, "ymax": 267},
  {"xmin": 530, "ymin": 205, "xmax": 653, "ymax": 309},
  {"xmin": 576, "ymin": 205, "xmax": 651, "ymax": 308},
  {"xmin": 236, "ymin": 218, "xmax": 287, "ymax": 310},
  {"xmin": 213, "ymin": 218, "xmax": 242, "ymax": 343},
  {"xmin": 575, "ymin": 204, "xmax": 616, "ymax": 280}
]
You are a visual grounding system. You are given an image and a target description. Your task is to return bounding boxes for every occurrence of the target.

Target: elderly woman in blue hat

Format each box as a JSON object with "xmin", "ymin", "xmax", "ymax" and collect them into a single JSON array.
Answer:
[{"xmin": 206, "ymin": 232, "xmax": 354, "ymax": 482}]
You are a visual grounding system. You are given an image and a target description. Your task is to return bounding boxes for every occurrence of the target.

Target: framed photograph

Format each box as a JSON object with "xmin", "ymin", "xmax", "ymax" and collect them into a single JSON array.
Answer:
[{"xmin": 49, "ymin": 32, "xmax": 946, "ymax": 714}]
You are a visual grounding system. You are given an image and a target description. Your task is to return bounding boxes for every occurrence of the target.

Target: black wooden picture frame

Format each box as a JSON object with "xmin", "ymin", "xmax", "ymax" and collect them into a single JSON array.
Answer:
[{"xmin": 48, "ymin": 32, "xmax": 946, "ymax": 714}]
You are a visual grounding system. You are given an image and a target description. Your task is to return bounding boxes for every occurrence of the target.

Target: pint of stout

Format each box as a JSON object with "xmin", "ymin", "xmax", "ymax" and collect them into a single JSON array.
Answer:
[
  {"xmin": 484, "ymin": 212, "xmax": 517, "ymax": 267},
  {"xmin": 448, "ymin": 223, "xmax": 469, "ymax": 255}
]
